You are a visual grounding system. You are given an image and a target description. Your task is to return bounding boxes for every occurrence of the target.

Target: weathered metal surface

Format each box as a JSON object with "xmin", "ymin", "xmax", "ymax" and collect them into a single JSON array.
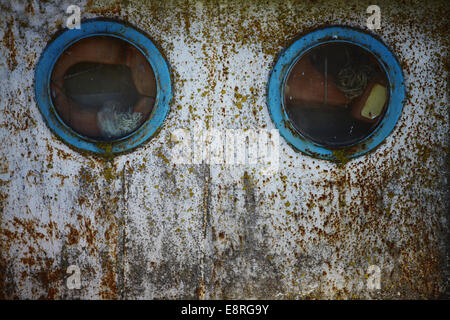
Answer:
[{"xmin": 0, "ymin": 0, "xmax": 448, "ymax": 299}]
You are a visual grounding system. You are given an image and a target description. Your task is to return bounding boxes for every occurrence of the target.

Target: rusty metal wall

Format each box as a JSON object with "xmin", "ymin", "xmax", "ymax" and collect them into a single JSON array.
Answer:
[{"xmin": 0, "ymin": 0, "xmax": 448, "ymax": 299}]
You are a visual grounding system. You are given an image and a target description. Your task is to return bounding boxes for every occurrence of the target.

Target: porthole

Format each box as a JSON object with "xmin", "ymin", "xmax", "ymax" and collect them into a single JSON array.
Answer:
[
  {"xmin": 35, "ymin": 19, "xmax": 172, "ymax": 154},
  {"xmin": 267, "ymin": 26, "xmax": 405, "ymax": 161}
]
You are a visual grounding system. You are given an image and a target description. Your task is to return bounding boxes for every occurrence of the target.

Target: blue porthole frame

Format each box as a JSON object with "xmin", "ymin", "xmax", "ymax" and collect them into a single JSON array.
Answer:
[
  {"xmin": 35, "ymin": 19, "xmax": 172, "ymax": 154},
  {"xmin": 267, "ymin": 26, "xmax": 405, "ymax": 161}
]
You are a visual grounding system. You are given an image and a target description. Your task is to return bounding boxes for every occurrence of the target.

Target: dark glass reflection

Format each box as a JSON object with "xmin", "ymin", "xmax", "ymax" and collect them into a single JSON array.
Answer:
[
  {"xmin": 284, "ymin": 43, "xmax": 389, "ymax": 147},
  {"xmin": 51, "ymin": 36, "xmax": 156, "ymax": 141}
]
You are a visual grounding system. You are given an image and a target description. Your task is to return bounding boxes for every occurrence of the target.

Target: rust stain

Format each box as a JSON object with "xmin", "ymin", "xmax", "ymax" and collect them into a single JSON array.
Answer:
[
  {"xmin": 65, "ymin": 224, "xmax": 80, "ymax": 246},
  {"xmin": 2, "ymin": 17, "xmax": 17, "ymax": 70},
  {"xmin": 86, "ymin": 0, "xmax": 123, "ymax": 17}
]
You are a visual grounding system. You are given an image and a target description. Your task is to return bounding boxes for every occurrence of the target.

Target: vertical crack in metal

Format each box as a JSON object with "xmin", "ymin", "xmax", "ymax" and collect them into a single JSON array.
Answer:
[
  {"xmin": 100, "ymin": 159, "xmax": 127, "ymax": 299},
  {"xmin": 118, "ymin": 162, "xmax": 129, "ymax": 299},
  {"xmin": 197, "ymin": 0, "xmax": 220, "ymax": 300},
  {"xmin": 198, "ymin": 162, "xmax": 210, "ymax": 300}
]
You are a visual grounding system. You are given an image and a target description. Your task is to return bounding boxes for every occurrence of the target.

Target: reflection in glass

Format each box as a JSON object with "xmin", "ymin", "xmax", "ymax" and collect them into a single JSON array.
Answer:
[
  {"xmin": 284, "ymin": 43, "xmax": 389, "ymax": 147},
  {"xmin": 50, "ymin": 36, "xmax": 156, "ymax": 141}
]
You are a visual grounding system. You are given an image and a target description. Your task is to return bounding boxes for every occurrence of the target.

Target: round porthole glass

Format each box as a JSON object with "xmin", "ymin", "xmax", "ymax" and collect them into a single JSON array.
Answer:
[
  {"xmin": 267, "ymin": 27, "xmax": 405, "ymax": 161},
  {"xmin": 35, "ymin": 19, "xmax": 172, "ymax": 154}
]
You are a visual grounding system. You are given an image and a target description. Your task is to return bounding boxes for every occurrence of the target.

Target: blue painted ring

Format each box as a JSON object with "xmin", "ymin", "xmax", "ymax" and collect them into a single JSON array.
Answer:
[
  {"xmin": 35, "ymin": 19, "xmax": 172, "ymax": 154},
  {"xmin": 267, "ymin": 26, "xmax": 405, "ymax": 161}
]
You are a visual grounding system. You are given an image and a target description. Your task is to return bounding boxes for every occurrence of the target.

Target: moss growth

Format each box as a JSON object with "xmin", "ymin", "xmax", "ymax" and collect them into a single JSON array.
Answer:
[{"xmin": 331, "ymin": 149, "xmax": 351, "ymax": 165}]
